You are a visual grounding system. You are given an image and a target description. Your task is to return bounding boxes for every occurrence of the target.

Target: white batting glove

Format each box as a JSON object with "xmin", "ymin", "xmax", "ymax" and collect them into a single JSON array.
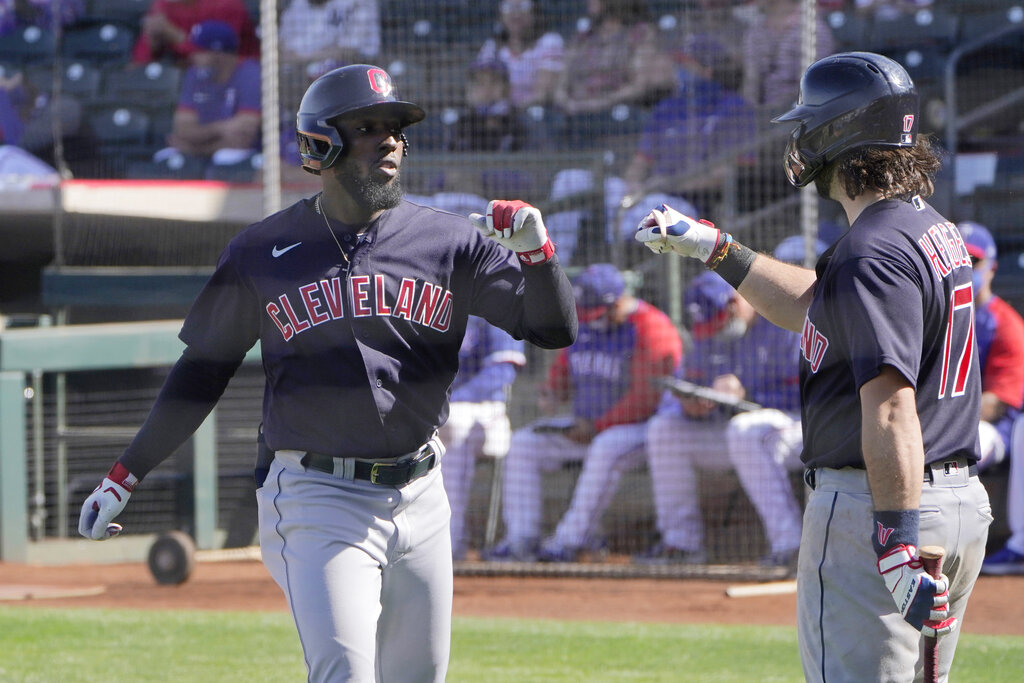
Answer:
[
  {"xmin": 877, "ymin": 544, "xmax": 956, "ymax": 637},
  {"xmin": 634, "ymin": 203, "xmax": 726, "ymax": 263},
  {"xmin": 470, "ymin": 199, "xmax": 555, "ymax": 265},
  {"xmin": 78, "ymin": 462, "xmax": 138, "ymax": 540}
]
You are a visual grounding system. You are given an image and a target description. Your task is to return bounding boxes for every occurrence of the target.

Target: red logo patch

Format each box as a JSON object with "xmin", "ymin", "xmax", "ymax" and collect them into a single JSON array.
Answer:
[{"xmin": 367, "ymin": 68, "xmax": 392, "ymax": 97}]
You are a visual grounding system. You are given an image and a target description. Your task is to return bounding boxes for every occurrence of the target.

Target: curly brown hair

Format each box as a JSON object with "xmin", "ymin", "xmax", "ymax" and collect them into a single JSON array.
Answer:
[{"xmin": 834, "ymin": 135, "xmax": 943, "ymax": 200}]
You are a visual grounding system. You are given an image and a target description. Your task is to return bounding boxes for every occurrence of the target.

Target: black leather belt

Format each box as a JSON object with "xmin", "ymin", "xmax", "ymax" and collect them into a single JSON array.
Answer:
[
  {"xmin": 804, "ymin": 456, "xmax": 978, "ymax": 491},
  {"xmin": 300, "ymin": 447, "xmax": 437, "ymax": 486}
]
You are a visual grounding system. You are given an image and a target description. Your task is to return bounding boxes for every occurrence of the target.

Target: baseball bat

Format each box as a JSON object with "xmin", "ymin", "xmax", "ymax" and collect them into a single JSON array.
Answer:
[
  {"xmin": 919, "ymin": 545, "xmax": 946, "ymax": 683},
  {"xmin": 656, "ymin": 377, "xmax": 764, "ymax": 414}
]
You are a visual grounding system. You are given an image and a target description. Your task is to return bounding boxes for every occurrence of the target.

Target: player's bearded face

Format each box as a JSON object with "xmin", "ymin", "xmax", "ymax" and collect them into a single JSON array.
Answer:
[{"xmin": 333, "ymin": 153, "xmax": 403, "ymax": 212}]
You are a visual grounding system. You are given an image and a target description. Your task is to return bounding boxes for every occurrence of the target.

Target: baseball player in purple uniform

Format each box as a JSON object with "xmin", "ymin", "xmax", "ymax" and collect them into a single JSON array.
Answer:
[
  {"xmin": 640, "ymin": 271, "xmax": 803, "ymax": 568},
  {"xmin": 78, "ymin": 64, "xmax": 576, "ymax": 682},
  {"xmin": 491, "ymin": 263, "xmax": 682, "ymax": 562},
  {"xmin": 636, "ymin": 52, "xmax": 991, "ymax": 682},
  {"xmin": 440, "ymin": 315, "xmax": 525, "ymax": 560}
]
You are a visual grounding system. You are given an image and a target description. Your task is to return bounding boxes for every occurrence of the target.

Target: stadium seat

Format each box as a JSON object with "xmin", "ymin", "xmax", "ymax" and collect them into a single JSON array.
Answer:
[
  {"xmin": 86, "ymin": 0, "xmax": 149, "ymax": 26},
  {"xmin": 380, "ymin": 0, "xmax": 449, "ymax": 53},
  {"xmin": 0, "ymin": 61, "xmax": 19, "ymax": 80},
  {"xmin": 0, "ymin": 25, "xmax": 55, "ymax": 64},
  {"xmin": 101, "ymin": 62, "xmax": 182, "ymax": 109},
  {"xmin": 826, "ymin": 9, "xmax": 870, "ymax": 51},
  {"xmin": 869, "ymin": 8, "xmax": 959, "ymax": 52},
  {"xmin": 60, "ymin": 62, "xmax": 106, "ymax": 103},
  {"xmin": 61, "ymin": 22, "xmax": 136, "ymax": 63},
  {"xmin": 88, "ymin": 105, "xmax": 154, "ymax": 161},
  {"xmin": 125, "ymin": 154, "xmax": 208, "ymax": 180}
]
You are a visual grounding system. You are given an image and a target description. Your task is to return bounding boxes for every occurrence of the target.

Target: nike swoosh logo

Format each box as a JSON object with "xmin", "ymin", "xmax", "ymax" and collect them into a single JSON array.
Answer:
[{"xmin": 272, "ymin": 242, "xmax": 302, "ymax": 257}]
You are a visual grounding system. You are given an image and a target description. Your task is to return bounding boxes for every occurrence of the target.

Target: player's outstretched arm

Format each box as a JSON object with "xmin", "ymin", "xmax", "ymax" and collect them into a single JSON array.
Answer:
[
  {"xmin": 471, "ymin": 200, "xmax": 577, "ymax": 349},
  {"xmin": 635, "ymin": 203, "xmax": 816, "ymax": 332}
]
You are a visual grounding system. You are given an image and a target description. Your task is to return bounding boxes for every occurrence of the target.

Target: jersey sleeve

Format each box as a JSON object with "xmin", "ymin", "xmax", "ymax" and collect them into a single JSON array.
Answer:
[
  {"xmin": 830, "ymin": 256, "xmax": 924, "ymax": 389},
  {"xmin": 178, "ymin": 241, "xmax": 261, "ymax": 362}
]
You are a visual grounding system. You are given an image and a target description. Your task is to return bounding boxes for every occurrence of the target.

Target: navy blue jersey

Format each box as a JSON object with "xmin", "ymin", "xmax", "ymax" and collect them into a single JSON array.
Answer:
[
  {"xmin": 799, "ymin": 196, "xmax": 982, "ymax": 469},
  {"xmin": 178, "ymin": 196, "xmax": 561, "ymax": 459}
]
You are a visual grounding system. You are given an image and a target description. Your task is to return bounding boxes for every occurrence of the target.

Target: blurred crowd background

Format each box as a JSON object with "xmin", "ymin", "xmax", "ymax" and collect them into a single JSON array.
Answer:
[{"xmin": 2, "ymin": 0, "xmax": 1024, "ymax": 569}]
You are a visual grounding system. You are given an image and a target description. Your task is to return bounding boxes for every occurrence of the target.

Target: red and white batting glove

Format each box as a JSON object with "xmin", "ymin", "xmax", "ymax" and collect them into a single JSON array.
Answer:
[
  {"xmin": 470, "ymin": 199, "xmax": 555, "ymax": 265},
  {"xmin": 634, "ymin": 203, "xmax": 726, "ymax": 263},
  {"xmin": 78, "ymin": 462, "xmax": 137, "ymax": 540},
  {"xmin": 877, "ymin": 543, "xmax": 957, "ymax": 637}
]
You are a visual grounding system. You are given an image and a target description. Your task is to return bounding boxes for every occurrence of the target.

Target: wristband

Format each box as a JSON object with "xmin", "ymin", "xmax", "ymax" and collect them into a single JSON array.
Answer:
[
  {"xmin": 517, "ymin": 238, "xmax": 555, "ymax": 266},
  {"xmin": 872, "ymin": 509, "xmax": 920, "ymax": 557},
  {"xmin": 709, "ymin": 239, "xmax": 756, "ymax": 289},
  {"xmin": 108, "ymin": 462, "xmax": 139, "ymax": 491}
]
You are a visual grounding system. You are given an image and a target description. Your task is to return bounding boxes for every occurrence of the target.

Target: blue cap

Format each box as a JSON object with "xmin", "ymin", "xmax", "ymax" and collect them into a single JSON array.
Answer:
[
  {"xmin": 573, "ymin": 264, "xmax": 625, "ymax": 320},
  {"xmin": 188, "ymin": 20, "xmax": 239, "ymax": 53},
  {"xmin": 773, "ymin": 235, "xmax": 828, "ymax": 264},
  {"xmin": 685, "ymin": 272, "xmax": 735, "ymax": 339},
  {"xmin": 959, "ymin": 221, "xmax": 996, "ymax": 261}
]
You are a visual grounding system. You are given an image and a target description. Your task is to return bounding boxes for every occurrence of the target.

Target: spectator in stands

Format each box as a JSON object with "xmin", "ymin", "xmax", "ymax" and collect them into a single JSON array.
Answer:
[
  {"xmin": 475, "ymin": 0, "xmax": 564, "ymax": 110},
  {"xmin": 162, "ymin": 20, "xmax": 261, "ymax": 172},
  {"xmin": 446, "ymin": 59, "xmax": 525, "ymax": 154},
  {"xmin": 439, "ymin": 315, "xmax": 526, "ymax": 561},
  {"xmin": 488, "ymin": 264, "xmax": 682, "ymax": 561},
  {"xmin": 0, "ymin": 62, "xmax": 99, "ymax": 177},
  {"xmin": 544, "ymin": 45, "xmax": 756, "ymax": 264},
  {"xmin": 0, "ymin": 0, "xmax": 83, "ymax": 36},
  {"xmin": 617, "ymin": 42, "xmax": 758, "ymax": 219},
  {"xmin": 0, "ymin": 72, "xmax": 56, "ymax": 178},
  {"xmin": 638, "ymin": 269, "xmax": 803, "ymax": 568},
  {"xmin": 959, "ymin": 222, "xmax": 1024, "ymax": 473},
  {"xmin": 551, "ymin": 0, "xmax": 675, "ymax": 124},
  {"xmin": 741, "ymin": 0, "xmax": 836, "ymax": 115},
  {"xmin": 278, "ymin": 0, "xmax": 381, "ymax": 107},
  {"xmin": 132, "ymin": 0, "xmax": 259, "ymax": 66},
  {"xmin": 657, "ymin": 0, "xmax": 748, "ymax": 94}
]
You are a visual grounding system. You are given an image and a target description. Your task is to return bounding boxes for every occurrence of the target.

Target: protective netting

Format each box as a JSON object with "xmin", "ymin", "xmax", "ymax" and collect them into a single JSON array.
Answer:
[{"xmin": 5, "ymin": 0, "xmax": 1024, "ymax": 572}]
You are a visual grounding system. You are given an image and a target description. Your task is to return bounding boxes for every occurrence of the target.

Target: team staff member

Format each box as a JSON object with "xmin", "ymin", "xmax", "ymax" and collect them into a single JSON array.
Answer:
[
  {"xmin": 440, "ymin": 315, "xmax": 526, "ymax": 561},
  {"xmin": 78, "ymin": 64, "xmax": 577, "ymax": 682},
  {"xmin": 958, "ymin": 221, "xmax": 1024, "ymax": 471},
  {"xmin": 636, "ymin": 52, "xmax": 991, "ymax": 682}
]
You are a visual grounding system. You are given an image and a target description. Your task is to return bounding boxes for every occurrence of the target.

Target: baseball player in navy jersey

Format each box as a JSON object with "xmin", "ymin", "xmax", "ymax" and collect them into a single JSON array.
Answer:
[
  {"xmin": 636, "ymin": 52, "xmax": 991, "ymax": 682},
  {"xmin": 77, "ymin": 64, "xmax": 576, "ymax": 682},
  {"xmin": 439, "ymin": 315, "xmax": 526, "ymax": 560},
  {"xmin": 490, "ymin": 263, "xmax": 682, "ymax": 562}
]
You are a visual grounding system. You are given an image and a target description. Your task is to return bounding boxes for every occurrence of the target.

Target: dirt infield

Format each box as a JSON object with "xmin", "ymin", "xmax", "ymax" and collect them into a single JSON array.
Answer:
[{"xmin": 0, "ymin": 559, "xmax": 1020, "ymax": 636}]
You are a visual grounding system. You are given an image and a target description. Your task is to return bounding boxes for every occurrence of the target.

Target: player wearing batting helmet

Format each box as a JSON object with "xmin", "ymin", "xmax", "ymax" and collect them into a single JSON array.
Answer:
[
  {"xmin": 78, "ymin": 63, "xmax": 577, "ymax": 681},
  {"xmin": 635, "ymin": 52, "xmax": 990, "ymax": 682}
]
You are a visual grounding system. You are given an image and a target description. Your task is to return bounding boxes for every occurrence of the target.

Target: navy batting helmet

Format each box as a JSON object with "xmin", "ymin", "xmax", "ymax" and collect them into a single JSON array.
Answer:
[
  {"xmin": 773, "ymin": 52, "xmax": 919, "ymax": 187},
  {"xmin": 296, "ymin": 64, "xmax": 425, "ymax": 175}
]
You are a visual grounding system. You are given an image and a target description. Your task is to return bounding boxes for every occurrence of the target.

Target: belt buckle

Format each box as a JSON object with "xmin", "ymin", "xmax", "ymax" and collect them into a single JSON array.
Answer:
[{"xmin": 370, "ymin": 462, "xmax": 386, "ymax": 485}]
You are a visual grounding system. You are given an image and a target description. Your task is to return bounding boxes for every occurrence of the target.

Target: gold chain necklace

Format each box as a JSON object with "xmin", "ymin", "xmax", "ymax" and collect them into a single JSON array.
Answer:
[{"xmin": 316, "ymin": 193, "xmax": 350, "ymax": 266}]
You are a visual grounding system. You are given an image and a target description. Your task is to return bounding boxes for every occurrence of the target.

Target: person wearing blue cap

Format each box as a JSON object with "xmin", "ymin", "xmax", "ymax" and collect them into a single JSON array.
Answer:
[
  {"xmin": 489, "ymin": 263, "xmax": 683, "ymax": 561},
  {"xmin": 164, "ymin": 19, "xmax": 261, "ymax": 171},
  {"xmin": 961, "ymin": 221, "xmax": 1024, "ymax": 576},
  {"xmin": 637, "ymin": 271, "xmax": 803, "ymax": 569}
]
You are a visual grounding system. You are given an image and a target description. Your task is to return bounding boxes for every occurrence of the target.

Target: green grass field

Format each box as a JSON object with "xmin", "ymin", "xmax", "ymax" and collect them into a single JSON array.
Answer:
[{"xmin": 1, "ymin": 606, "xmax": 1022, "ymax": 682}]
